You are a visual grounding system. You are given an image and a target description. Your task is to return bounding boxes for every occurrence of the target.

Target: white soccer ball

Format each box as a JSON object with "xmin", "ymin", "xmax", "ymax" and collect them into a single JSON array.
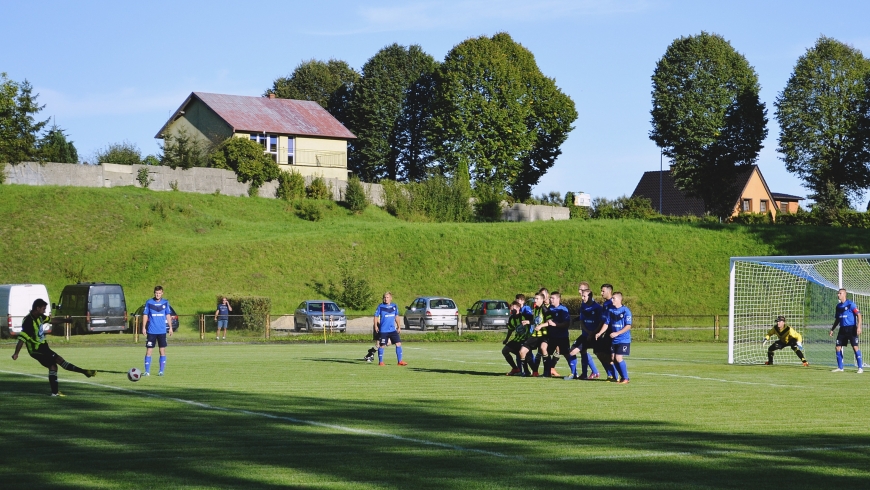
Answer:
[{"xmin": 127, "ymin": 367, "xmax": 142, "ymax": 382}]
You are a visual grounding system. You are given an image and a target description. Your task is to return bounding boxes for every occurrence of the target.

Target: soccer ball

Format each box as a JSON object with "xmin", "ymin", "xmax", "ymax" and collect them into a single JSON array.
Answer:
[{"xmin": 127, "ymin": 367, "xmax": 142, "ymax": 382}]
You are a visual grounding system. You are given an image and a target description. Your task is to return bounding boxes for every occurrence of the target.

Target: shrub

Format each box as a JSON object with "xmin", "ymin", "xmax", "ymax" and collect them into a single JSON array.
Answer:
[
  {"xmin": 0, "ymin": 165, "xmax": 5, "ymax": 185},
  {"xmin": 276, "ymin": 169, "xmax": 306, "ymax": 200},
  {"xmin": 326, "ymin": 251, "xmax": 376, "ymax": 311},
  {"xmin": 381, "ymin": 175, "xmax": 472, "ymax": 222},
  {"xmin": 209, "ymin": 138, "xmax": 280, "ymax": 192},
  {"xmin": 592, "ymin": 195, "xmax": 658, "ymax": 219},
  {"xmin": 94, "ymin": 141, "xmax": 142, "ymax": 165},
  {"xmin": 160, "ymin": 127, "xmax": 210, "ymax": 169},
  {"xmin": 343, "ymin": 176, "xmax": 368, "ymax": 212},
  {"xmin": 306, "ymin": 176, "xmax": 331, "ymax": 199},
  {"xmin": 169, "ymin": 180, "xmax": 179, "ymax": 191},
  {"xmin": 222, "ymin": 296, "xmax": 270, "ymax": 332},
  {"xmin": 473, "ymin": 183, "xmax": 505, "ymax": 222},
  {"xmin": 142, "ymin": 155, "xmax": 160, "ymax": 166},
  {"xmin": 296, "ymin": 200, "xmax": 323, "ymax": 221},
  {"xmin": 136, "ymin": 167, "xmax": 153, "ymax": 188},
  {"xmin": 731, "ymin": 211, "xmax": 772, "ymax": 225}
]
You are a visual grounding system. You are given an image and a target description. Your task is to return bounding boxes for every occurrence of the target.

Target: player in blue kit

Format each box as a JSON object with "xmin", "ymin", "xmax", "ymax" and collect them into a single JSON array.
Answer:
[
  {"xmin": 374, "ymin": 292, "xmax": 406, "ymax": 366},
  {"xmin": 593, "ymin": 284, "xmax": 617, "ymax": 381},
  {"xmin": 541, "ymin": 291, "xmax": 571, "ymax": 377},
  {"xmin": 829, "ymin": 288, "xmax": 863, "ymax": 373},
  {"xmin": 565, "ymin": 283, "xmax": 601, "ymax": 380},
  {"xmin": 142, "ymin": 286, "xmax": 173, "ymax": 376},
  {"xmin": 600, "ymin": 292, "xmax": 632, "ymax": 384}
]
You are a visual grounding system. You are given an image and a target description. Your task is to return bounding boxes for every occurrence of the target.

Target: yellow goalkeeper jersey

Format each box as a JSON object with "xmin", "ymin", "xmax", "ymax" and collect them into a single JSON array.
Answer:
[{"xmin": 765, "ymin": 325, "xmax": 802, "ymax": 344}]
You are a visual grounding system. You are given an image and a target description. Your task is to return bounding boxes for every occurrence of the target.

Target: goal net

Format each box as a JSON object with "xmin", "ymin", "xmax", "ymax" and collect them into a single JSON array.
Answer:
[{"xmin": 728, "ymin": 254, "xmax": 870, "ymax": 365}]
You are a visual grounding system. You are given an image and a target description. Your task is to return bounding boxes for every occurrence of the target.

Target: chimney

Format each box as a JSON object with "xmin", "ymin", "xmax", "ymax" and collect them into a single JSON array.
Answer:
[{"xmin": 268, "ymin": 93, "xmax": 276, "ymax": 99}]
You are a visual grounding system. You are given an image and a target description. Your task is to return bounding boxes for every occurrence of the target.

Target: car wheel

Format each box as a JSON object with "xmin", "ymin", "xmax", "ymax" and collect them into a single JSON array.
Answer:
[
  {"xmin": 293, "ymin": 319, "xmax": 300, "ymax": 332},
  {"xmin": 420, "ymin": 318, "xmax": 426, "ymax": 331},
  {"xmin": 306, "ymin": 320, "xmax": 312, "ymax": 331}
]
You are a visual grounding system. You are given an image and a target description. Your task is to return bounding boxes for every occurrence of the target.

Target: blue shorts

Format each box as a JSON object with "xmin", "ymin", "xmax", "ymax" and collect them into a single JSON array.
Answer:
[
  {"xmin": 146, "ymin": 334, "xmax": 168, "ymax": 349},
  {"xmin": 612, "ymin": 343, "xmax": 631, "ymax": 356},
  {"xmin": 836, "ymin": 332, "xmax": 859, "ymax": 347},
  {"xmin": 217, "ymin": 319, "xmax": 228, "ymax": 329},
  {"xmin": 379, "ymin": 331, "xmax": 401, "ymax": 346}
]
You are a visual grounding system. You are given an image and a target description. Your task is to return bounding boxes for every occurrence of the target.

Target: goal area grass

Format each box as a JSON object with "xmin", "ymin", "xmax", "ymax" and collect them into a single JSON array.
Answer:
[{"xmin": 1, "ymin": 342, "xmax": 868, "ymax": 489}]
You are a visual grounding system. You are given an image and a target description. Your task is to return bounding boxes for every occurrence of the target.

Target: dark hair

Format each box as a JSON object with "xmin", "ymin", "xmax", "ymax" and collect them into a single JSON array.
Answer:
[
  {"xmin": 32, "ymin": 298, "xmax": 48, "ymax": 309},
  {"xmin": 515, "ymin": 294, "xmax": 526, "ymax": 301},
  {"xmin": 154, "ymin": 285, "xmax": 164, "ymax": 292},
  {"xmin": 601, "ymin": 284, "xmax": 613, "ymax": 292},
  {"xmin": 510, "ymin": 300, "xmax": 521, "ymax": 308}
]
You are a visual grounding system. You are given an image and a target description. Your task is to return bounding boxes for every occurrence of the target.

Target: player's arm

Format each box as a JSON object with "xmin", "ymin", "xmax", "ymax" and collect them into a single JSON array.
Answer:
[
  {"xmin": 830, "ymin": 317, "xmax": 841, "ymax": 337},
  {"xmin": 857, "ymin": 311, "xmax": 862, "ymax": 336},
  {"xmin": 611, "ymin": 323, "xmax": 631, "ymax": 338},
  {"xmin": 142, "ymin": 309, "xmax": 149, "ymax": 335},
  {"xmin": 595, "ymin": 320, "xmax": 609, "ymax": 340},
  {"xmin": 373, "ymin": 307, "xmax": 380, "ymax": 333},
  {"xmin": 395, "ymin": 308, "xmax": 401, "ymax": 331},
  {"xmin": 11, "ymin": 339, "xmax": 24, "ymax": 360},
  {"xmin": 166, "ymin": 303, "xmax": 174, "ymax": 336}
]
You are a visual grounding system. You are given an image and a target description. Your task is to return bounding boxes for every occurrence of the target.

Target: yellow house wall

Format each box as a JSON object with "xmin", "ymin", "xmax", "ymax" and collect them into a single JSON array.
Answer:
[
  {"xmin": 227, "ymin": 133, "xmax": 349, "ymax": 179},
  {"xmin": 163, "ymin": 98, "xmax": 233, "ymax": 146},
  {"xmin": 731, "ymin": 169, "xmax": 777, "ymax": 220}
]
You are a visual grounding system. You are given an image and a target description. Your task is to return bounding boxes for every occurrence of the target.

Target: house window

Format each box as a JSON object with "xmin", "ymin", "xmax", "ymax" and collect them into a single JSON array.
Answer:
[
  {"xmin": 780, "ymin": 202, "xmax": 788, "ymax": 213},
  {"xmin": 742, "ymin": 199, "xmax": 752, "ymax": 212},
  {"xmin": 760, "ymin": 200, "xmax": 768, "ymax": 213},
  {"xmin": 287, "ymin": 137, "xmax": 295, "ymax": 165},
  {"xmin": 250, "ymin": 134, "xmax": 278, "ymax": 162}
]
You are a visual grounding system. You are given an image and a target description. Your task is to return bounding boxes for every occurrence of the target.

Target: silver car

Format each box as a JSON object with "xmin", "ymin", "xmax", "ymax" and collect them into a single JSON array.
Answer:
[
  {"xmin": 404, "ymin": 296, "xmax": 459, "ymax": 331},
  {"xmin": 293, "ymin": 300, "xmax": 347, "ymax": 332}
]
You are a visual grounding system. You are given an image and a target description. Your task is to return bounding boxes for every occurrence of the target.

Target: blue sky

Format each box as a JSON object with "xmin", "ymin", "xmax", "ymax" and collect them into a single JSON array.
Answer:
[{"xmin": 2, "ymin": 0, "xmax": 869, "ymax": 206}]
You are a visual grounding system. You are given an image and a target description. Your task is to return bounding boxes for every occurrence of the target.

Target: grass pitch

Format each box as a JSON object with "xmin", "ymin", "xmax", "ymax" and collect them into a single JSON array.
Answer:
[{"xmin": 1, "ymin": 342, "xmax": 869, "ymax": 489}]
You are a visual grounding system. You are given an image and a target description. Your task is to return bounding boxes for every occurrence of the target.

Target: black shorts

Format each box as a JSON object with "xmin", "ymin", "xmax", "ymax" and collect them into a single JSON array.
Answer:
[
  {"xmin": 379, "ymin": 331, "xmax": 401, "ymax": 346},
  {"xmin": 29, "ymin": 343, "xmax": 59, "ymax": 368},
  {"xmin": 523, "ymin": 336, "xmax": 545, "ymax": 351},
  {"xmin": 836, "ymin": 333, "xmax": 859, "ymax": 347},
  {"xmin": 769, "ymin": 339, "xmax": 799, "ymax": 351},
  {"xmin": 545, "ymin": 337, "xmax": 571, "ymax": 356},
  {"xmin": 593, "ymin": 335, "xmax": 612, "ymax": 354},
  {"xmin": 504, "ymin": 340, "xmax": 524, "ymax": 354},
  {"xmin": 571, "ymin": 334, "xmax": 591, "ymax": 351},
  {"xmin": 612, "ymin": 343, "xmax": 631, "ymax": 356},
  {"xmin": 146, "ymin": 334, "xmax": 168, "ymax": 349}
]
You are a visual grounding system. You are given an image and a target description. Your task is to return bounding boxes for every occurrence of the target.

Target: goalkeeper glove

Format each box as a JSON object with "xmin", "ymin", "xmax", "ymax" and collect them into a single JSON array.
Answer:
[
  {"xmin": 796, "ymin": 343, "xmax": 804, "ymax": 350},
  {"xmin": 761, "ymin": 338, "xmax": 768, "ymax": 345}
]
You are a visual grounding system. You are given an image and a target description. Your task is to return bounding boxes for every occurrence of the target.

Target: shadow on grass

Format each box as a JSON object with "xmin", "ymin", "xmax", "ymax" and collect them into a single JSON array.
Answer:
[
  {"xmin": 407, "ymin": 367, "xmax": 502, "ymax": 376},
  {"xmin": 0, "ymin": 374, "xmax": 868, "ymax": 489}
]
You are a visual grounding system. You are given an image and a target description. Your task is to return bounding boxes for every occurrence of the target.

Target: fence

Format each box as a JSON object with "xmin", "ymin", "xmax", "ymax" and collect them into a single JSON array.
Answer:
[{"xmin": 42, "ymin": 313, "xmax": 727, "ymax": 342}]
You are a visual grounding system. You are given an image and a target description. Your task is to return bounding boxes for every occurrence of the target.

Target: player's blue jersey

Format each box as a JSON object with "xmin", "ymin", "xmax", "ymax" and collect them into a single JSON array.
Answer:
[
  {"xmin": 375, "ymin": 303, "xmax": 400, "ymax": 333},
  {"xmin": 578, "ymin": 300, "xmax": 603, "ymax": 336},
  {"xmin": 607, "ymin": 305, "xmax": 632, "ymax": 344},
  {"xmin": 547, "ymin": 304, "xmax": 571, "ymax": 338},
  {"xmin": 520, "ymin": 304, "xmax": 533, "ymax": 317},
  {"xmin": 144, "ymin": 298, "xmax": 171, "ymax": 334},
  {"xmin": 835, "ymin": 299, "xmax": 860, "ymax": 328}
]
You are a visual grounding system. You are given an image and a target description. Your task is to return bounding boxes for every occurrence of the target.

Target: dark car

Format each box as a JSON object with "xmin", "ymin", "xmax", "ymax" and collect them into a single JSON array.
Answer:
[
  {"xmin": 130, "ymin": 304, "xmax": 179, "ymax": 333},
  {"xmin": 465, "ymin": 299, "xmax": 510, "ymax": 329},
  {"xmin": 52, "ymin": 282, "xmax": 127, "ymax": 335}
]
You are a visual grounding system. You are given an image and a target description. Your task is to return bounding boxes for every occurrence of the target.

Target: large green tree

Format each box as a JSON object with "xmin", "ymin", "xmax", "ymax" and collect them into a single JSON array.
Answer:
[
  {"xmin": 650, "ymin": 32, "xmax": 768, "ymax": 218},
  {"xmin": 775, "ymin": 36, "xmax": 870, "ymax": 209},
  {"xmin": 431, "ymin": 33, "xmax": 576, "ymax": 200},
  {"xmin": 0, "ymin": 73, "xmax": 49, "ymax": 164},
  {"xmin": 266, "ymin": 59, "xmax": 359, "ymax": 126},
  {"xmin": 38, "ymin": 124, "xmax": 78, "ymax": 163},
  {"xmin": 210, "ymin": 137, "xmax": 280, "ymax": 194},
  {"xmin": 348, "ymin": 43, "xmax": 438, "ymax": 182}
]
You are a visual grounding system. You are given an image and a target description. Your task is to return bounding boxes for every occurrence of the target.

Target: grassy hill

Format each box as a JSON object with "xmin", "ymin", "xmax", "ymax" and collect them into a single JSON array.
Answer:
[{"xmin": 2, "ymin": 184, "xmax": 870, "ymax": 317}]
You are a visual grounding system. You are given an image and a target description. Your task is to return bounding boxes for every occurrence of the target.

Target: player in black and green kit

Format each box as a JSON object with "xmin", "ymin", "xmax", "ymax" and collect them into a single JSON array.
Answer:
[
  {"xmin": 518, "ymin": 293, "xmax": 551, "ymax": 377},
  {"xmin": 502, "ymin": 301, "xmax": 533, "ymax": 375},
  {"xmin": 11, "ymin": 299, "xmax": 96, "ymax": 396}
]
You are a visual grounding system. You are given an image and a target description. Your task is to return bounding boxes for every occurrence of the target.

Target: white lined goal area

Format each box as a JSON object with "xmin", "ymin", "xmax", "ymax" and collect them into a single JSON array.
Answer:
[{"xmin": 728, "ymin": 254, "xmax": 870, "ymax": 365}]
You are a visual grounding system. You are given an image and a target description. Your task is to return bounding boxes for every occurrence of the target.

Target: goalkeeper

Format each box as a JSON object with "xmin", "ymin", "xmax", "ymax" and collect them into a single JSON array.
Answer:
[{"xmin": 764, "ymin": 315, "xmax": 808, "ymax": 366}]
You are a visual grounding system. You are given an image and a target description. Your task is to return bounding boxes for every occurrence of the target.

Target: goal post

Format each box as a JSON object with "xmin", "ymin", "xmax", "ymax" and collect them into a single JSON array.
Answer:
[{"xmin": 728, "ymin": 254, "xmax": 870, "ymax": 365}]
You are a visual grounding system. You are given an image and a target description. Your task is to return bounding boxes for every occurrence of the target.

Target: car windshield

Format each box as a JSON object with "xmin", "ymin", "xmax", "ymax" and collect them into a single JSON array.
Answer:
[
  {"xmin": 430, "ymin": 299, "xmax": 456, "ymax": 309},
  {"xmin": 309, "ymin": 302, "xmax": 341, "ymax": 312},
  {"xmin": 485, "ymin": 301, "xmax": 508, "ymax": 310}
]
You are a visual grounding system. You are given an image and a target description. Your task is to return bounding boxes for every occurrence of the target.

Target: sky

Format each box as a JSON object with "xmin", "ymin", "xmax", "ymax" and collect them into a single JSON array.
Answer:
[{"xmin": 2, "ymin": 0, "xmax": 869, "ymax": 207}]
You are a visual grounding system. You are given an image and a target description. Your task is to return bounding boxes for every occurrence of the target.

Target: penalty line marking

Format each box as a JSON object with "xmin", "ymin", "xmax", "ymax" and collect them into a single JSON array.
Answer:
[
  {"xmin": 643, "ymin": 372, "xmax": 800, "ymax": 388},
  {"xmin": 0, "ymin": 369, "xmax": 518, "ymax": 460}
]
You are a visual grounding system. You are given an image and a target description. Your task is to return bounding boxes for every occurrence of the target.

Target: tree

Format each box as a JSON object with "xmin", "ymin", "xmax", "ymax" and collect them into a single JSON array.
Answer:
[
  {"xmin": 93, "ymin": 141, "xmax": 142, "ymax": 165},
  {"xmin": 348, "ymin": 44, "xmax": 438, "ymax": 182},
  {"xmin": 38, "ymin": 124, "xmax": 78, "ymax": 163},
  {"xmin": 0, "ymin": 73, "xmax": 49, "ymax": 164},
  {"xmin": 209, "ymin": 138, "xmax": 279, "ymax": 193},
  {"xmin": 160, "ymin": 127, "xmax": 210, "ymax": 169},
  {"xmin": 431, "ymin": 33, "xmax": 576, "ymax": 201},
  {"xmin": 775, "ymin": 36, "xmax": 870, "ymax": 209},
  {"xmin": 650, "ymin": 32, "xmax": 768, "ymax": 218},
  {"xmin": 266, "ymin": 59, "xmax": 359, "ymax": 126}
]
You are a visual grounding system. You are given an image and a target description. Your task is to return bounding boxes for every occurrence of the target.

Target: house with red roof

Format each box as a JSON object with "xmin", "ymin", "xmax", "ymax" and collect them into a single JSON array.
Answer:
[{"xmin": 156, "ymin": 92, "xmax": 356, "ymax": 180}]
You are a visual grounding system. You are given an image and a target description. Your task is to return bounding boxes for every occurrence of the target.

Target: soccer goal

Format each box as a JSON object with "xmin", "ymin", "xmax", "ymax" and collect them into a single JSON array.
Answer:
[{"xmin": 728, "ymin": 254, "xmax": 870, "ymax": 365}]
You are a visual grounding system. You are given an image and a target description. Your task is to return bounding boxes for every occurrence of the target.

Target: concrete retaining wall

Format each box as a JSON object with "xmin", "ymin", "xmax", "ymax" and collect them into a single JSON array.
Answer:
[{"xmin": 3, "ymin": 162, "xmax": 567, "ymax": 221}]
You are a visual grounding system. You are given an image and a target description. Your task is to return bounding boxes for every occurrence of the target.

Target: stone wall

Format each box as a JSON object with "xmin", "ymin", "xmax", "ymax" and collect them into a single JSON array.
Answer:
[{"xmin": 3, "ymin": 162, "xmax": 568, "ymax": 221}]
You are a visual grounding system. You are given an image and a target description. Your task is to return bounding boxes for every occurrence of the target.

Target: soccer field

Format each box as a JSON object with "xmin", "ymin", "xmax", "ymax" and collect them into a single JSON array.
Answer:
[{"xmin": 1, "ymin": 342, "xmax": 868, "ymax": 489}]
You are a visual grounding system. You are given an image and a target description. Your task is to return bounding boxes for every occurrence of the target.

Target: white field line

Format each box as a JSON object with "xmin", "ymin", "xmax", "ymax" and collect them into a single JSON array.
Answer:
[
  {"xmin": 1, "ymin": 369, "xmax": 858, "ymax": 461},
  {"xmin": 643, "ymin": 372, "xmax": 801, "ymax": 388}
]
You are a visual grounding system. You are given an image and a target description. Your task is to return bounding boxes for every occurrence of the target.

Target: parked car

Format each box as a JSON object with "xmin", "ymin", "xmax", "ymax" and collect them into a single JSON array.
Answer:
[
  {"xmin": 404, "ymin": 296, "xmax": 459, "ymax": 330},
  {"xmin": 465, "ymin": 299, "xmax": 510, "ymax": 329},
  {"xmin": 294, "ymin": 301, "xmax": 347, "ymax": 332},
  {"xmin": 52, "ymin": 283, "xmax": 127, "ymax": 335},
  {"xmin": 130, "ymin": 304, "xmax": 179, "ymax": 333},
  {"xmin": 0, "ymin": 284, "xmax": 52, "ymax": 338}
]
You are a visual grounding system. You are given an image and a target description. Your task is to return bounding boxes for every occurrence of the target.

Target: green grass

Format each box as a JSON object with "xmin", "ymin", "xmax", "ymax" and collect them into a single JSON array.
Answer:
[
  {"xmin": 1, "ymin": 342, "xmax": 868, "ymax": 489},
  {"xmin": 3, "ymin": 185, "xmax": 870, "ymax": 318}
]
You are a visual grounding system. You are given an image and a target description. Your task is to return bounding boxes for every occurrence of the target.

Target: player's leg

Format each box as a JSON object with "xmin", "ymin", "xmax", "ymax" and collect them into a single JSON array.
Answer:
[
  {"xmin": 53, "ymin": 353, "xmax": 94, "ymax": 377},
  {"xmin": 852, "ymin": 338, "xmax": 863, "ymax": 372},
  {"xmin": 834, "ymin": 343, "xmax": 845, "ymax": 371},
  {"xmin": 519, "ymin": 344, "xmax": 532, "ymax": 376},
  {"xmin": 566, "ymin": 340, "xmax": 582, "ymax": 379},
  {"xmin": 502, "ymin": 343, "xmax": 519, "ymax": 374},
  {"xmin": 144, "ymin": 334, "xmax": 156, "ymax": 375},
  {"xmin": 377, "ymin": 336, "xmax": 387, "ymax": 365},
  {"xmin": 766, "ymin": 342, "xmax": 779, "ymax": 365},
  {"xmin": 613, "ymin": 344, "xmax": 630, "ymax": 383},
  {"xmin": 158, "ymin": 334, "xmax": 168, "ymax": 375},
  {"xmin": 583, "ymin": 346, "xmax": 599, "ymax": 378},
  {"xmin": 394, "ymin": 332, "xmax": 406, "ymax": 365}
]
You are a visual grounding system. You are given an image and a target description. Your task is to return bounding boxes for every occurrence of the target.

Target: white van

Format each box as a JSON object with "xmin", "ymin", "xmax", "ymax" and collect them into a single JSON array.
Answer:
[{"xmin": 0, "ymin": 284, "xmax": 52, "ymax": 338}]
